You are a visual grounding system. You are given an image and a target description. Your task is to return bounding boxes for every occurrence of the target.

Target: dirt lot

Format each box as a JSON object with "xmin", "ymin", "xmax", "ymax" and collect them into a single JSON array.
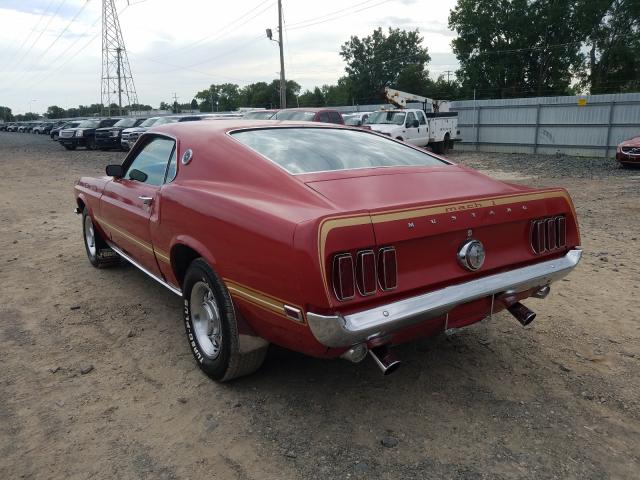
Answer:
[{"xmin": 1, "ymin": 132, "xmax": 639, "ymax": 479}]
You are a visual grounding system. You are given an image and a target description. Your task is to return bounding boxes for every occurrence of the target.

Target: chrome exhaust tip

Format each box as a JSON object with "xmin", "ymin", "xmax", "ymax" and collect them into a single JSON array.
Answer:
[
  {"xmin": 532, "ymin": 285, "xmax": 551, "ymax": 299},
  {"xmin": 369, "ymin": 345, "xmax": 401, "ymax": 375},
  {"xmin": 340, "ymin": 344, "xmax": 368, "ymax": 363},
  {"xmin": 507, "ymin": 301, "xmax": 536, "ymax": 326}
]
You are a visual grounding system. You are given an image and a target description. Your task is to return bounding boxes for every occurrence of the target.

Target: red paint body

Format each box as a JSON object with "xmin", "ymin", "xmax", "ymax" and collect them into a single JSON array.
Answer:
[{"xmin": 74, "ymin": 120, "xmax": 581, "ymax": 359}]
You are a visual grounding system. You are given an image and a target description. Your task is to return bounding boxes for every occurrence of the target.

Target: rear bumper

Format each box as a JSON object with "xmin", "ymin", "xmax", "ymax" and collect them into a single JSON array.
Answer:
[{"xmin": 307, "ymin": 249, "xmax": 582, "ymax": 348}]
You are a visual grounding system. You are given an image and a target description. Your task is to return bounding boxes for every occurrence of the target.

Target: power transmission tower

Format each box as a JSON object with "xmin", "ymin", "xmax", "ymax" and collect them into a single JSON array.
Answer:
[{"xmin": 101, "ymin": 0, "xmax": 138, "ymax": 116}]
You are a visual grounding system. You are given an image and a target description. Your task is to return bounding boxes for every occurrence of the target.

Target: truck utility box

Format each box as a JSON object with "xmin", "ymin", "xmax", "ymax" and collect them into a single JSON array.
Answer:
[{"xmin": 366, "ymin": 87, "xmax": 459, "ymax": 154}]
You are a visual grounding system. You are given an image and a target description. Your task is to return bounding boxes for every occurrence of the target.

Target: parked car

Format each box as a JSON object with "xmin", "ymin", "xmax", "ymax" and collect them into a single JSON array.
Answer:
[
  {"xmin": 5, "ymin": 123, "xmax": 18, "ymax": 132},
  {"xmin": 74, "ymin": 121, "xmax": 582, "ymax": 381},
  {"xmin": 616, "ymin": 136, "xmax": 640, "ymax": 168},
  {"xmin": 121, "ymin": 115, "xmax": 203, "ymax": 150},
  {"xmin": 0, "ymin": 123, "xmax": 7, "ymax": 131},
  {"xmin": 242, "ymin": 110, "xmax": 278, "ymax": 120},
  {"xmin": 272, "ymin": 108, "xmax": 344, "ymax": 124},
  {"xmin": 58, "ymin": 118, "xmax": 120, "ymax": 150},
  {"xmin": 33, "ymin": 122, "xmax": 54, "ymax": 134},
  {"xmin": 121, "ymin": 117, "xmax": 161, "ymax": 150},
  {"xmin": 95, "ymin": 117, "xmax": 148, "ymax": 150},
  {"xmin": 50, "ymin": 121, "xmax": 80, "ymax": 140},
  {"xmin": 17, "ymin": 123, "xmax": 30, "ymax": 132},
  {"xmin": 343, "ymin": 112, "xmax": 372, "ymax": 126}
]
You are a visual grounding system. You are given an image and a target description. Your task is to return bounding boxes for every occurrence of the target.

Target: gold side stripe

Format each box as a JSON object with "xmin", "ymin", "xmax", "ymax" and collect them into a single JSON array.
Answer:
[
  {"xmin": 224, "ymin": 279, "xmax": 306, "ymax": 323},
  {"xmin": 94, "ymin": 215, "xmax": 170, "ymax": 264}
]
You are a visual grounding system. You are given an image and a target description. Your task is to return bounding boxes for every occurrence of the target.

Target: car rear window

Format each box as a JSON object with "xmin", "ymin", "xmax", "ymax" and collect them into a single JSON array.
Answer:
[{"xmin": 231, "ymin": 127, "xmax": 446, "ymax": 174}]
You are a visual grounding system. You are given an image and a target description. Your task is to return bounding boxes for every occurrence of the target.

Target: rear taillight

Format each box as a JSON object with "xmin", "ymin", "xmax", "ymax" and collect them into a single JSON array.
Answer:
[
  {"xmin": 531, "ymin": 216, "xmax": 566, "ymax": 254},
  {"xmin": 356, "ymin": 250, "xmax": 376, "ymax": 296},
  {"xmin": 377, "ymin": 247, "xmax": 397, "ymax": 291},
  {"xmin": 332, "ymin": 247, "xmax": 397, "ymax": 301},
  {"xmin": 332, "ymin": 253, "xmax": 355, "ymax": 301}
]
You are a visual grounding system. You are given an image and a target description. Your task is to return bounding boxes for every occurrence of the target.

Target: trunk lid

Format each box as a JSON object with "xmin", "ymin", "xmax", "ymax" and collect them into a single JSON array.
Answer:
[{"xmin": 308, "ymin": 166, "xmax": 573, "ymax": 307}]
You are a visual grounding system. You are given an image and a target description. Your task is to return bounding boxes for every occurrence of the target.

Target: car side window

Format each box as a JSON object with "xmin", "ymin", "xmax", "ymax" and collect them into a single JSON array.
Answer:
[
  {"xmin": 329, "ymin": 112, "xmax": 342, "ymax": 124},
  {"xmin": 319, "ymin": 112, "xmax": 330, "ymax": 123},
  {"xmin": 416, "ymin": 111, "xmax": 427, "ymax": 125},
  {"xmin": 406, "ymin": 112, "xmax": 416, "ymax": 126},
  {"xmin": 164, "ymin": 147, "xmax": 178, "ymax": 183},
  {"xmin": 125, "ymin": 137, "xmax": 176, "ymax": 186}
]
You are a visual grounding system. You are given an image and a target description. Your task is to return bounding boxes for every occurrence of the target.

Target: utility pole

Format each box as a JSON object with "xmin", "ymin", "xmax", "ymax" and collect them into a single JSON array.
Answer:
[
  {"xmin": 266, "ymin": 0, "xmax": 286, "ymax": 109},
  {"xmin": 277, "ymin": 0, "xmax": 286, "ymax": 109},
  {"xmin": 444, "ymin": 70, "xmax": 453, "ymax": 83},
  {"xmin": 172, "ymin": 92, "xmax": 179, "ymax": 113}
]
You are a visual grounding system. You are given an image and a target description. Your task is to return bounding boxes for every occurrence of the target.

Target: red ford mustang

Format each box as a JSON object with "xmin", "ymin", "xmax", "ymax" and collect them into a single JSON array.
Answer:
[{"xmin": 74, "ymin": 121, "xmax": 582, "ymax": 381}]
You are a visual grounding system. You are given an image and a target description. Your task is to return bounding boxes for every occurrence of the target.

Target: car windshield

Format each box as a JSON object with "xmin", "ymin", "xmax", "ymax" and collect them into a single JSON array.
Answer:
[
  {"xmin": 140, "ymin": 117, "xmax": 159, "ymax": 127},
  {"xmin": 344, "ymin": 116, "xmax": 362, "ymax": 126},
  {"xmin": 153, "ymin": 117, "xmax": 179, "ymax": 126},
  {"xmin": 113, "ymin": 118, "xmax": 138, "ymax": 127},
  {"xmin": 273, "ymin": 111, "xmax": 316, "ymax": 121},
  {"xmin": 231, "ymin": 127, "xmax": 446, "ymax": 174},
  {"xmin": 77, "ymin": 120, "xmax": 99, "ymax": 128},
  {"xmin": 243, "ymin": 111, "xmax": 275, "ymax": 120},
  {"xmin": 367, "ymin": 111, "xmax": 406, "ymax": 125}
]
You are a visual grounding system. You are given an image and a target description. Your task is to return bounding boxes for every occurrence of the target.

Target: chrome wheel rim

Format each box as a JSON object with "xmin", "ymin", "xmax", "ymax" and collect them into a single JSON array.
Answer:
[
  {"xmin": 84, "ymin": 215, "xmax": 96, "ymax": 258},
  {"xmin": 190, "ymin": 281, "xmax": 222, "ymax": 359}
]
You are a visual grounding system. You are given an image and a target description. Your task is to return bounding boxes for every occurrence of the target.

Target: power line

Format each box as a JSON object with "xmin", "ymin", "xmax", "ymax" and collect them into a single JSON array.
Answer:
[
  {"xmin": 0, "ymin": 4, "xmax": 129, "ymax": 95},
  {"xmin": 30, "ymin": 0, "xmax": 92, "ymax": 68},
  {"xmin": 8, "ymin": 0, "xmax": 69, "ymax": 73},
  {"xmin": 1, "ymin": 0, "xmax": 57, "ymax": 73},
  {"xmin": 287, "ymin": 0, "xmax": 392, "ymax": 31},
  {"xmin": 144, "ymin": 0, "xmax": 275, "ymax": 60},
  {"xmin": 286, "ymin": 0, "xmax": 380, "ymax": 28}
]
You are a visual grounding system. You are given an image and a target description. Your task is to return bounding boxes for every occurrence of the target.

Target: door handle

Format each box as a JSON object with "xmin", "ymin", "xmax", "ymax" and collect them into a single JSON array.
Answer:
[{"xmin": 138, "ymin": 196, "xmax": 153, "ymax": 205}]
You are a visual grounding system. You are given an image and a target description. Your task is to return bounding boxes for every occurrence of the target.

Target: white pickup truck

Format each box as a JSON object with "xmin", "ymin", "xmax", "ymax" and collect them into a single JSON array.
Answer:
[{"xmin": 366, "ymin": 108, "xmax": 458, "ymax": 154}]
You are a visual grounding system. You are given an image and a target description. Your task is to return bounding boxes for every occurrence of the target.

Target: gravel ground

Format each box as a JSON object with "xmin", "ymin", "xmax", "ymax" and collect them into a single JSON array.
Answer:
[{"xmin": 1, "ymin": 134, "xmax": 639, "ymax": 479}]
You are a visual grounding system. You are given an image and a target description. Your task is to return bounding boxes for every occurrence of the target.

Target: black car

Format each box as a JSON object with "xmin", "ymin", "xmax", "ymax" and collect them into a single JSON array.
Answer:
[
  {"xmin": 50, "ymin": 121, "xmax": 80, "ymax": 140},
  {"xmin": 94, "ymin": 117, "xmax": 147, "ymax": 150},
  {"xmin": 58, "ymin": 118, "xmax": 120, "ymax": 150},
  {"xmin": 0, "ymin": 123, "xmax": 8, "ymax": 131}
]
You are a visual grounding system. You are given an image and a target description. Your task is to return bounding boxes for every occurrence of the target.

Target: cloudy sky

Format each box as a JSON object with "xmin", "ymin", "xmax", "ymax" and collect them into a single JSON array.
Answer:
[{"xmin": 0, "ymin": 0, "xmax": 459, "ymax": 114}]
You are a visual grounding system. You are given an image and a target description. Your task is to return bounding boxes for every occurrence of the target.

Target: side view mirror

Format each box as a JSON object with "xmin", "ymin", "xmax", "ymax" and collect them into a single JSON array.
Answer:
[
  {"xmin": 106, "ymin": 164, "xmax": 123, "ymax": 178},
  {"xmin": 413, "ymin": 119, "xmax": 419, "ymax": 128}
]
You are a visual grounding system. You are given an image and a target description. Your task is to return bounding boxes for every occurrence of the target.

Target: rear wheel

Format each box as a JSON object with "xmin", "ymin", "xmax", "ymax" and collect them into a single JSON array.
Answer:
[
  {"xmin": 182, "ymin": 259, "xmax": 267, "ymax": 381},
  {"xmin": 82, "ymin": 208, "xmax": 119, "ymax": 268}
]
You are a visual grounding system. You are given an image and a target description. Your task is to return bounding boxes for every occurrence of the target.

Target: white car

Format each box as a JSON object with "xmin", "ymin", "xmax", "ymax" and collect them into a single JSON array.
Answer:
[{"xmin": 343, "ymin": 112, "xmax": 372, "ymax": 126}]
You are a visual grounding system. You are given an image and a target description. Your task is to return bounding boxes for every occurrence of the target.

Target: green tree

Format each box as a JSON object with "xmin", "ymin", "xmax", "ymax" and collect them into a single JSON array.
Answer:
[
  {"xmin": 578, "ymin": 0, "xmax": 640, "ymax": 94},
  {"xmin": 159, "ymin": 101, "xmax": 171, "ymax": 110},
  {"xmin": 46, "ymin": 105, "xmax": 66, "ymax": 119},
  {"xmin": 340, "ymin": 27, "xmax": 431, "ymax": 102},
  {"xmin": 0, "ymin": 106, "xmax": 13, "ymax": 121},
  {"xmin": 298, "ymin": 87, "xmax": 326, "ymax": 107},
  {"xmin": 449, "ymin": 0, "xmax": 584, "ymax": 99}
]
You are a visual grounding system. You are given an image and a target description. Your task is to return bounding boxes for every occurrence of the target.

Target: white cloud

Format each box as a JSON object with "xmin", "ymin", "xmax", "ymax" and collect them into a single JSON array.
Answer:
[{"xmin": 0, "ymin": 0, "xmax": 459, "ymax": 113}]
